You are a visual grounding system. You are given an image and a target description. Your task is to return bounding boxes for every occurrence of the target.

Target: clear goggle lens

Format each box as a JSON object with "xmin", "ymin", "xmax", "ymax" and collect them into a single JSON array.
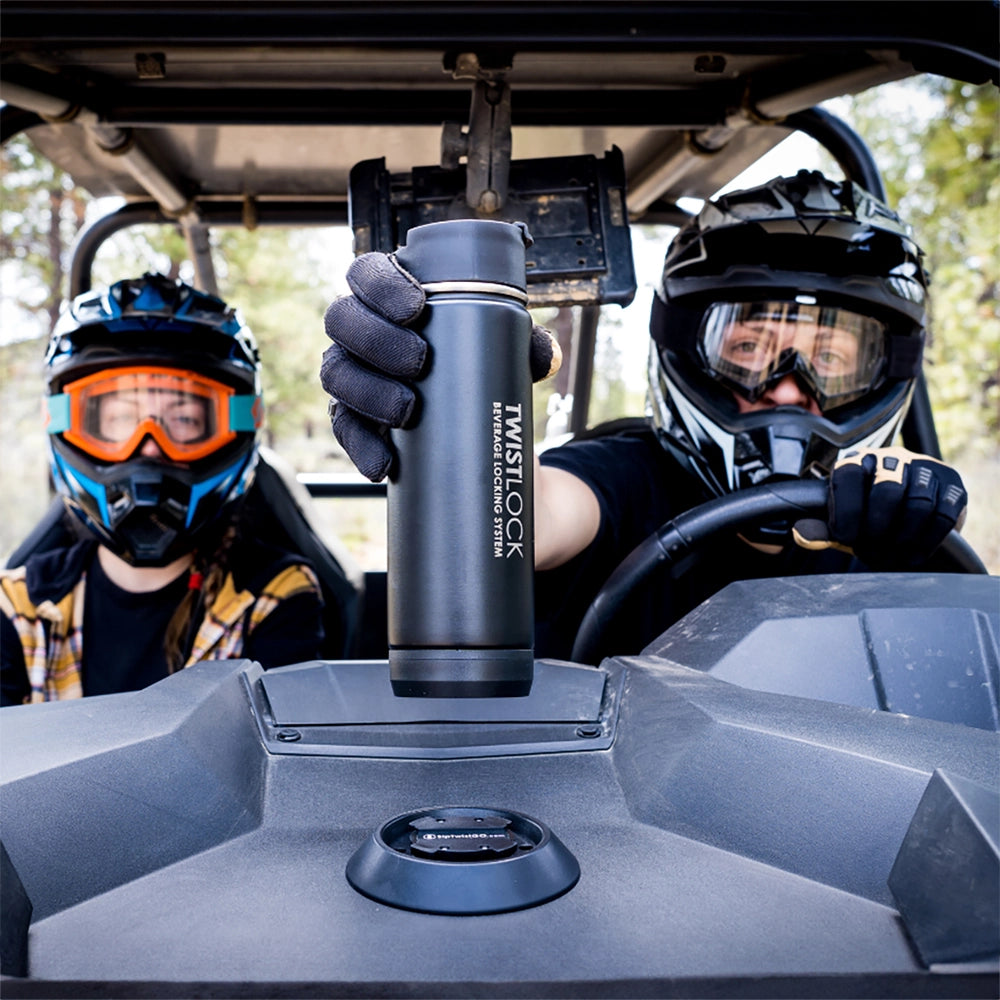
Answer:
[
  {"xmin": 699, "ymin": 301, "xmax": 887, "ymax": 408},
  {"xmin": 53, "ymin": 366, "xmax": 256, "ymax": 462}
]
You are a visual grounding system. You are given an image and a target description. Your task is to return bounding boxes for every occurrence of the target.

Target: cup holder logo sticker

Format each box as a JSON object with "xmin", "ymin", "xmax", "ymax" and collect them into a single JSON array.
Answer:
[{"xmin": 409, "ymin": 813, "xmax": 523, "ymax": 860}]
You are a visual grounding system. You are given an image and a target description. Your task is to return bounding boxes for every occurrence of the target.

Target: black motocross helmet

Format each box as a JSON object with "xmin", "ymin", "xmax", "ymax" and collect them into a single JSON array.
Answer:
[
  {"xmin": 45, "ymin": 273, "xmax": 263, "ymax": 566},
  {"xmin": 648, "ymin": 170, "xmax": 929, "ymax": 499}
]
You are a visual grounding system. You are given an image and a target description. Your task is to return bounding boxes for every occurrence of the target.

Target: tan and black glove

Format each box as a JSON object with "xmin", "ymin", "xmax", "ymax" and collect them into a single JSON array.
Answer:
[
  {"xmin": 793, "ymin": 446, "xmax": 968, "ymax": 569},
  {"xmin": 320, "ymin": 252, "xmax": 561, "ymax": 482}
]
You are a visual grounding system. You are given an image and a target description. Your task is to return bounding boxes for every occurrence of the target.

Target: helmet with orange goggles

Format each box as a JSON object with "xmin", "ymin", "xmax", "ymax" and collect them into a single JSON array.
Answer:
[
  {"xmin": 648, "ymin": 171, "xmax": 929, "ymax": 505},
  {"xmin": 45, "ymin": 273, "xmax": 264, "ymax": 566}
]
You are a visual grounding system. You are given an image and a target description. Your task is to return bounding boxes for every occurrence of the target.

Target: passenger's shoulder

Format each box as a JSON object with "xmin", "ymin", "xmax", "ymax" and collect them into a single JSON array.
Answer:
[{"xmin": 13, "ymin": 539, "xmax": 95, "ymax": 606}]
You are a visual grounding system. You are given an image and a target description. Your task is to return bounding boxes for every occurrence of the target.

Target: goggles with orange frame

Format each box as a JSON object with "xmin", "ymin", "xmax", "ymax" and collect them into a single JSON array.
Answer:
[{"xmin": 47, "ymin": 365, "xmax": 262, "ymax": 463}]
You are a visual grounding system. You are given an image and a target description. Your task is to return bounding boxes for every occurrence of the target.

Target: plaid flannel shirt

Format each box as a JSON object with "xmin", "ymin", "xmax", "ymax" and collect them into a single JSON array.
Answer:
[{"xmin": 0, "ymin": 561, "xmax": 319, "ymax": 703}]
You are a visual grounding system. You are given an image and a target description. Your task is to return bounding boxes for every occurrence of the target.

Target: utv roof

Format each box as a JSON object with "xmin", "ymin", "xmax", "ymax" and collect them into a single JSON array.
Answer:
[{"xmin": 3, "ymin": 1, "xmax": 998, "ymax": 220}]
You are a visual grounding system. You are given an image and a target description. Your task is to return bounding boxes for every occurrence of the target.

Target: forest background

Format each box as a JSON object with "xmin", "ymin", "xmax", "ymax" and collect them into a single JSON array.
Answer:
[{"xmin": 1, "ymin": 75, "xmax": 998, "ymax": 571}]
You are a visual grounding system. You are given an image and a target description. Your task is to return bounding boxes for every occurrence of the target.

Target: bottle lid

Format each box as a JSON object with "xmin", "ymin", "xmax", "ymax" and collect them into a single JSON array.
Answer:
[{"xmin": 394, "ymin": 220, "xmax": 530, "ymax": 291}]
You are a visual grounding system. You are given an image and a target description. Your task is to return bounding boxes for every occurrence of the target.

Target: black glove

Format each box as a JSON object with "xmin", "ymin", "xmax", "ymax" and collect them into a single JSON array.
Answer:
[
  {"xmin": 321, "ymin": 252, "xmax": 561, "ymax": 481},
  {"xmin": 792, "ymin": 446, "xmax": 968, "ymax": 569}
]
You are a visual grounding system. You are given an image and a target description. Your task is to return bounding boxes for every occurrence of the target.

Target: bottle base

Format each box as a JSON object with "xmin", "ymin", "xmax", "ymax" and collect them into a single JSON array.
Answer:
[{"xmin": 389, "ymin": 647, "xmax": 534, "ymax": 698}]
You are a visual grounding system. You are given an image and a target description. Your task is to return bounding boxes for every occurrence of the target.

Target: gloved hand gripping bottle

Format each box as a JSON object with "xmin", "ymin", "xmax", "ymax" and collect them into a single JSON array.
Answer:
[{"xmin": 388, "ymin": 220, "xmax": 535, "ymax": 698}]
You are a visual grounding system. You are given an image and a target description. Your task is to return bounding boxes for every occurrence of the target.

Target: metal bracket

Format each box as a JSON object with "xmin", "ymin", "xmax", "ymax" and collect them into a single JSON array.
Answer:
[{"xmin": 441, "ymin": 53, "xmax": 512, "ymax": 213}]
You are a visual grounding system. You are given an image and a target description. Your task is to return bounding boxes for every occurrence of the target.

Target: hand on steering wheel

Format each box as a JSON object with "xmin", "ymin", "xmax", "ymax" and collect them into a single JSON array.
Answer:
[
  {"xmin": 792, "ymin": 447, "xmax": 968, "ymax": 569},
  {"xmin": 571, "ymin": 477, "xmax": 983, "ymax": 665}
]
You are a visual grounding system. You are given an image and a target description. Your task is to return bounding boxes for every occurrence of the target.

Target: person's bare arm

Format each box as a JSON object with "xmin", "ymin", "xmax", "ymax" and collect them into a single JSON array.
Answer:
[{"xmin": 533, "ymin": 454, "xmax": 602, "ymax": 571}]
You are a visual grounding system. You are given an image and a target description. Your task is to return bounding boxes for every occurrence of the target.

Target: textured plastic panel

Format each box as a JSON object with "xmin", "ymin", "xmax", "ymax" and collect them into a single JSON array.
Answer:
[
  {"xmin": 644, "ymin": 574, "xmax": 1000, "ymax": 730},
  {"xmin": 252, "ymin": 658, "xmax": 619, "ymax": 757},
  {"xmin": 260, "ymin": 659, "xmax": 607, "ymax": 725},
  {"xmin": 2, "ymin": 647, "xmax": 997, "ymax": 996},
  {"xmin": 0, "ymin": 842, "xmax": 31, "ymax": 977},
  {"xmin": 0, "ymin": 661, "xmax": 265, "ymax": 922},
  {"xmin": 889, "ymin": 769, "xmax": 1000, "ymax": 965}
]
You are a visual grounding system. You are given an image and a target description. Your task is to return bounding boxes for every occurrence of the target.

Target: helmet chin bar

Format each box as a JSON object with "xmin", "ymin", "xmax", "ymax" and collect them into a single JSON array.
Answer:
[
  {"xmin": 64, "ymin": 466, "xmax": 196, "ymax": 567},
  {"xmin": 735, "ymin": 418, "xmax": 810, "ymax": 486},
  {"xmin": 725, "ymin": 403, "xmax": 908, "ymax": 494},
  {"xmin": 51, "ymin": 443, "xmax": 257, "ymax": 567},
  {"xmin": 105, "ymin": 508, "xmax": 183, "ymax": 566}
]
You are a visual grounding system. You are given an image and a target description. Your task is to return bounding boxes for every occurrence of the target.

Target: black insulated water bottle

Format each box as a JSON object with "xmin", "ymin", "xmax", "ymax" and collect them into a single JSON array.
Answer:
[{"xmin": 388, "ymin": 219, "xmax": 534, "ymax": 698}]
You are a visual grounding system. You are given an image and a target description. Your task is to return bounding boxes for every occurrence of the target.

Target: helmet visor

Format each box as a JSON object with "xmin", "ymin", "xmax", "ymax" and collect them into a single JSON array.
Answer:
[
  {"xmin": 56, "ymin": 366, "xmax": 248, "ymax": 462},
  {"xmin": 699, "ymin": 301, "xmax": 887, "ymax": 409}
]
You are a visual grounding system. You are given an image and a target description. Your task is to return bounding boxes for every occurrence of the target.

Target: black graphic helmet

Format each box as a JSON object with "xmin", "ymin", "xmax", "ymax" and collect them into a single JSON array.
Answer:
[
  {"xmin": 45, "ymin": 273, "xmax": 263, "ymax": 566},
  {"xmin": 648, "ymin": 170, "xmax": 929, "ymax": 499}
]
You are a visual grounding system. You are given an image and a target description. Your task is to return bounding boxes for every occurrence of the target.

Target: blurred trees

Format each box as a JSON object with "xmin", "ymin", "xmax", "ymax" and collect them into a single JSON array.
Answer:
[
  {"xmin": 840, "ymin": 79, "xmax": 999, "ymax": 457},
  {"xmin": 835, "ymin": 78, "xmax": 998, "ymax": 569},
  {"xmin": 211, "ymin": 226, "xmax": 342, "ymax": 451},
  {"xmin": 1, "ymin": 135, "xmax": 88, "ymax": 334}
]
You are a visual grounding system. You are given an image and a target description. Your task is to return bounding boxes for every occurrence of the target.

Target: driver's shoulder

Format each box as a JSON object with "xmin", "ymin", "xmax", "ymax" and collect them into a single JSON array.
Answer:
[
  {"xmin": 544, "ymin": 426, "xmax": 693, "ymax": 551},
  {"xmin": 540, "ymin": 423, "xmax": 664, "ymax": 482}
]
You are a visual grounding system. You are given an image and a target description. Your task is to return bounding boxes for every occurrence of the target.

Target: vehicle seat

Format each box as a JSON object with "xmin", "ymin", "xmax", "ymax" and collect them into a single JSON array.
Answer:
[
  {"xmin": 251, "ymin": 447, "xmax": 364, "ymax": 658},
  {"xmin": 4, "ymin": 447, "xmax": 365, "ymax": 660}
]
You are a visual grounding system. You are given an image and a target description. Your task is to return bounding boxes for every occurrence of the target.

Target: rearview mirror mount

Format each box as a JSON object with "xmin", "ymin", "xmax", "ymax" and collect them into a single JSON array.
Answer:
[{"xmin": 349, "ymin": 147, "xmax": 637, "ymax": 309}]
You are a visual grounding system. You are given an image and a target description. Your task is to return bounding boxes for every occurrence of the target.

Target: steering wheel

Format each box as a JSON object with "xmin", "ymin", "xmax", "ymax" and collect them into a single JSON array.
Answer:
[{"xmin": 570, "ymin": 479, "xmax": 988, "ymax": 665}]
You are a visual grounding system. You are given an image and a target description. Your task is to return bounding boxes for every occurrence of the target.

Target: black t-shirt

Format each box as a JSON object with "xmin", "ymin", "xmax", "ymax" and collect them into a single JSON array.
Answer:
[
  {"xmin": 535, "ymin": 427, "xmax": 858, "ymax": 661},
  {"xmin": 82, "ymin": 553, "xmax": 189, "ymax": 695}
]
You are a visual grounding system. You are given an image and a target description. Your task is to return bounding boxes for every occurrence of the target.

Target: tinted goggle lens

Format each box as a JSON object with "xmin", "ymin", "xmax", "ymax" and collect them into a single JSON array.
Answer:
[
  {"xmin": 49, "ymin": 366, "xmax": 260, "ymax": 462},
  {"xmin": 699, "ymin": 301, "xmax": 887, "ymax": 408}
]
